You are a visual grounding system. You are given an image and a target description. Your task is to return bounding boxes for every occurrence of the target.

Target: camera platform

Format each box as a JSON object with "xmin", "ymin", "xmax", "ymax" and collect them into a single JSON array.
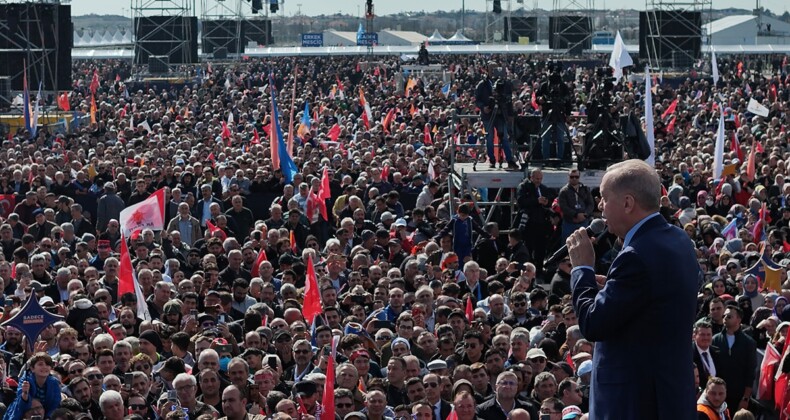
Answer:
[{"xmin": 453, "ymin": 162, "xmax": 526, "ymax": 189}]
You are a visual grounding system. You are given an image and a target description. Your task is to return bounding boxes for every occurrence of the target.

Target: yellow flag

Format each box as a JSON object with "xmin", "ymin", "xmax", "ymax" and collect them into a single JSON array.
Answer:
[
  {"xmin": 86, "ymin": 164, "xmax": 97, "ymax": 179},
  {"xmin": 722, "ymin": 163, "xmax": 738, "ymax": 177},
  {"xmin": 763, "ymin": 261, "xmax": 782, "ymax": 292}
]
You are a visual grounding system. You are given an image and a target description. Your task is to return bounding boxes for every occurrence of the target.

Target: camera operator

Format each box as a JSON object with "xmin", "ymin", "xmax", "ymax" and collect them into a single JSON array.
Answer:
[
  {"xmin": 475, "ymin": 61, "xmax": 519, "ymax": 170},
  {"xmin": 537, "ymin": 68, "xmax": 572, "ymax": 159},
  {"xmin": 417, "ymin": 42, "xmax": 429, "ymax": 66}
]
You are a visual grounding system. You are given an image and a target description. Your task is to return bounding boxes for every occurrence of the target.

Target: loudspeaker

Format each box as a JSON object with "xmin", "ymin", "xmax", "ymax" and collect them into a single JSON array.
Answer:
[
  {"xmin": 148, "ymin": 56, "xmax": 170, "ymax": 74},
  {"xmin": 504, "ymin": 16, "xmax": 538, "ymax": 43},
  {"xmin": 0, "ymin": 77, "xmax": 10, "ymax": 109},
  {"xmin": 549, "ymin": 15, "xmax": 592, "ymax": 54},
  {"xmin": 244, "ymin": 19, "xmax": 273, "ymax": 45},
  {"xmin": 639, "ymin": 10, "xmax": 701, "ymax": 65},
  {"xmin": 134, "ymin": 16, "xmax": 198, "ymax": 64},
  {"xmin": 202, "ymin": 20, "xmax": 245, "ymax": 54},
  {"xmin": 0, "ymin": 3, "xmax": 72, "ymax": 90}
]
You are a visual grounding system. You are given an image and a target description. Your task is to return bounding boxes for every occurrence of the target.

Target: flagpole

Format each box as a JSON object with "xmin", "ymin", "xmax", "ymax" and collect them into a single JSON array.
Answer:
[{"xmin": 287, "ymin": 63, "xmax": 298, "ymax": 157}]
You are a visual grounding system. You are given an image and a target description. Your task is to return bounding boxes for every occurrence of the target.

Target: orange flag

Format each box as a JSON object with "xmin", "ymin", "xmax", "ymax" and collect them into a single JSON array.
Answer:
[{"xmin": 90, "ymin": 93, "xmax": 97, "ymax": 124}]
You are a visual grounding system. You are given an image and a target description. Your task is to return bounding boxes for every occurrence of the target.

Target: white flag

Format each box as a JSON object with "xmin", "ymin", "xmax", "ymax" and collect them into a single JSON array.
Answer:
[
  {"xmin": 608, "ymin": 31, "xmax": 633, "ymax": 84},
  {"xmin": 119, "ymin": 188, "xmax": 166, "ymax": 236},
  {"xmin": 644, "ymin": 66, "xmax": 656, "ymax": 166},
  {"xmin": 711, "ymin": 48, "xmax": 720, "ymax": 85},
  {"xmin": 747, "ymin": 98, "xmax": 770, "ymax": 117},
  {"xmin": 713, "ymin": 104, "xmax": 725, "ymax": 179},
  {"xmin": 228, "ymin": 111, "xmax": 234, "ymax": 124},
  {"xmin": 133, "ymin": 271, "xmax": 151, "ymax": 321}
]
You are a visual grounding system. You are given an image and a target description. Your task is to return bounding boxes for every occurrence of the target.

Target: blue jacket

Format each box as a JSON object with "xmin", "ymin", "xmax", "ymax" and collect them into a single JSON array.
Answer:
[
  {"xmin": 571, "ymin": 215, "xmax": 698, "ymax": 419},
  {"xmin": 4, "ymin": 373, "xmax": 62, "ymax": 420}
]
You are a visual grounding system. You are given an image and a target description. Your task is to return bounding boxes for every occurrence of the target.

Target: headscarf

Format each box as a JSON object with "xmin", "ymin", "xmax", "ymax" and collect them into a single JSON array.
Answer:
[
  {"xmin": 742, "ymin": 274, "xmax": 759, "ymax": 299},
  {"xmin": 776, "ymin": 296, "xmax": 789, "ymax": 317}
]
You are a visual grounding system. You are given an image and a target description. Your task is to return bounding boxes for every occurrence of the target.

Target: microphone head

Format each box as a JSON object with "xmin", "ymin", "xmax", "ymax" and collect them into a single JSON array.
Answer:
[{"xmin": 589, "ymin": 219, "xmax": 606, "ymax": 235}]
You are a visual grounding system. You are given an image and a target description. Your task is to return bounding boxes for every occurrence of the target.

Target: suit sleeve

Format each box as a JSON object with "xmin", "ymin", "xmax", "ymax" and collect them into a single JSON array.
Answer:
[{"xmin": 571, "ymin": 250, "xmax": 649, "ymax": 342}]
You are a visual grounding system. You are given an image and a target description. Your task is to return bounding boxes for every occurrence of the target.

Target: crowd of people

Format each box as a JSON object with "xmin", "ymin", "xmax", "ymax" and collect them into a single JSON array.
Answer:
[{"xmin": 0, "ymin": 51, "xmax": 786, "ymax": 420}]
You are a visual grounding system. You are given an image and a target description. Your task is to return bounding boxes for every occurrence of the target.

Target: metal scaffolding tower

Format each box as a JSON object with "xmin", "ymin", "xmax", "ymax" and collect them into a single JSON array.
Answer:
[
  {"xmin": 201, "ymin": 0, "xmax": 244, "ymax": 57},
  {"xmin": 642, "ymin": 0, "xmax": 712, "ymax": 69},
  {"xmin": 131, "ymin": 0, "xmax": 195, "ymax": 65},
  {"xmin": 0, "ymin": 0, "xmax": 71, "ymax": 91},
  {"xmin": 551, "ymin": 0, "xmax": 594, "ymax": 54}
]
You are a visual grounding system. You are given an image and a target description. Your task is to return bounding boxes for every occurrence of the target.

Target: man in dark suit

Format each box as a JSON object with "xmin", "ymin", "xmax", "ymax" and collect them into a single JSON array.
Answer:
[
  {"xmin": 516, "ymin": 168, "xmax": 555, "ymax": 276},
  {"xmin": 28, "ymin": 209, "xmax": 57, "ymax": 242},
  {"xmin": 567, "ymin": 159, "xmax": 699, "ymax": 419},
  {"xmin": 476, "ymin": 371, "xmax": 538, "ymax": 420},
  {"xmin": 692, "ymin": 320, "xmax": 720, "ymax": 389},
  {"xmin": 712, "ymin": 305, "xmax": 756, "ymax": 412},
  {"xmin": 422, "ymin": 373, "xmax": 452, "ymax": 420},
  {"xmin": 196, "ymin": 184, "xmax": 223, "ymax": 229}
]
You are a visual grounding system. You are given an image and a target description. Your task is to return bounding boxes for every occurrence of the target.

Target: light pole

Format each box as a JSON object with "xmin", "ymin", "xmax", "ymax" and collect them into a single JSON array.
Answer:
[{"xmin": 461, "ymin": 0, "xmax": 465, "ymax": 35}]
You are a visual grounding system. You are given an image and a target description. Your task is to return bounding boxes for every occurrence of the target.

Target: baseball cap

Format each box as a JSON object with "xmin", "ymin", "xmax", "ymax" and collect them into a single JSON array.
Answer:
[
  {"xmin": 576, "ymin": 360, "xmax": 593, "ymax": 377},
  {"xmin": 527, "ymin": 348, "xmax": 547, "ymax": 359}
]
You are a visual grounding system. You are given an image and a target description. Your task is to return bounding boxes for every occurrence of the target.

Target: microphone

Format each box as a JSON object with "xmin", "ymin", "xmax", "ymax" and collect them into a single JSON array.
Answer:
[{"xmin": 544, "ymin": 218, "xmax": 607, "ymax": 266}]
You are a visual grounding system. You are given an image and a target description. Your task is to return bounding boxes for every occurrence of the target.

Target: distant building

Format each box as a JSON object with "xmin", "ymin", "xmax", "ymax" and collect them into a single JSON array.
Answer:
[{"xmin": 704, "ymin": 14, "xmax": 790, "ymax": 45}]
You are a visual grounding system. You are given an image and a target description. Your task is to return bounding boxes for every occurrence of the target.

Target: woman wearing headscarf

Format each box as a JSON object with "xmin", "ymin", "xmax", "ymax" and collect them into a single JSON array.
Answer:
[
  {"xmin": 739, "ymin": 273, "xmax": 765, "ymax": 311},
  {"xmin": 774, "ymin": 296, "xmax": 789, "ymax": 318}
]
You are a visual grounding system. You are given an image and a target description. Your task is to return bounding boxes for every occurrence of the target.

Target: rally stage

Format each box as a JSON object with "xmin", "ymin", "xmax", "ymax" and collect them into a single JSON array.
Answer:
[{"xmin": 454, "ymin": 162, "xmax": 605, "ymax": 190}]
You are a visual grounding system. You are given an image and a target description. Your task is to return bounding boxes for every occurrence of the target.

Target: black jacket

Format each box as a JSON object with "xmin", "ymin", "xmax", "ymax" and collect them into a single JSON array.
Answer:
[
  {"xmin": 476, "ymin": 397, "xmax": 537, "ymax": 420},
  {"xmin": 711, "ymin": 328, "xmax": 756, "ymax": 410}
]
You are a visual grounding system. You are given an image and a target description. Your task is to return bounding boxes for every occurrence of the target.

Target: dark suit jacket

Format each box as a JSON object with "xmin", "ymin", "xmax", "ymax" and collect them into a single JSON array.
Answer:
[
  {"xmin": 28, "ymin": 221, "xmax": 57, "ymax": 242},
  {"xmin": 43, "ymin": 283, "xmax": 65, "ymax": 304},
  {"xmin": 195, "ymin": 197, "xmax": 224, "ymax": 225},
  {"xmin": 431, "ymin": 399, "xmax": 452, "ymax": 420},
  {"xmin": 711, "ymin": 328, "xmax": 757, "ymax": 410},
  {"xmin": 692, "ymin": 344, "xmax": 721, "ymax": 388},
  {"xmin": 571, "ymin": 214, "xmax": 699, "ymax": 419},
  {"xmin": 475, "ymin": 397, "xmax": 537, "ymax": 420}
]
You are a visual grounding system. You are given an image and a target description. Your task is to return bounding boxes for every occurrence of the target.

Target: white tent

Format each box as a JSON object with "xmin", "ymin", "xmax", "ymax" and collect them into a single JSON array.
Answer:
[
  {"xmin": 448, "ymin": 30, "xmax": 473, "ymax": 43},
  {"xmin": 73, "ymin": 31, "xmax": 85, "ymax": 46},
  {"xmin": 102, "ymin": 31, "xmax": 114, "ymax": 45},
  {"xmin": 112, "ymin": 30, "xmax": 126, "ymax": 44},
  {"xmin": 90, "ymin": 31, "xmax": 104, "ymax": 45},
  {"xmin": 427, "ymin": 29, "xmax": 446, "ymax": 42}
]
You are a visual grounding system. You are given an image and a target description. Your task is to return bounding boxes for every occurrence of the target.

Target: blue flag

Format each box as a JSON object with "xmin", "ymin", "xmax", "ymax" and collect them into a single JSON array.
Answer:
[
  {"xmin": 441, "ymin": 83, "xmax": 450, "ymax": 96},
  {"xmin": 302, "ymin": 102, "xmax": 311, "ymax": 129},
  {"xmin": 357, "ymin": 23, "xmax": 365, "ymax": 43},
  {"xmin": 270, "ymin": 74, "xmax": 298, "ymax": 183}
]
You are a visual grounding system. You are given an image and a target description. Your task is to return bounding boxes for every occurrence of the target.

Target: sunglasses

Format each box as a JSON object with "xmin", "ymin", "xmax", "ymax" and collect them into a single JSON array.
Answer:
[
  {"xmin": 129, "ymin": 404, "xmax": 147, "ymax": 410},
  {"xmin": 336, "ymin": 403, "xmax": 354, "ymax": 408},
  {"xmin": 513, "ymin": 301, "xmax": 527, "ymax": 307},
  {"xmin": 569, "ymin": 175, "xmax": 580, "ymax": 179},
  {"xmin": 530, "ymin": 357, "xmax": 547, "ymax": 363},
  {"xmin": 86, "ymin": 373, "xmax": 103, "ymax": 381},
  {"xmin": 423, "ymin": 382, "xmax": 439, "ymax": 388},
  {"xmin": 377, "ymin": 336, "xmax": 392, "ymax": 341}
]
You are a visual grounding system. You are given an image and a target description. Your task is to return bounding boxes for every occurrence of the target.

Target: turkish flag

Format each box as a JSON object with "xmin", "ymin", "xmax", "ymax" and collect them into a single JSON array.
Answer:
[
  {"xmin": 465, "ymin": 296, "xmax": 474, "ymax": 322},
  {"xmin": 302, "ymin": 254, "xmax": 322, "ymax": 325},
  {"xmin": 250, "ymin": 248, "xmax": 268, "ymax": 277},
  {"xmin": 321, "ymin": 343, "xmax": 336, "ymax": 420},
  {"xmin": 327, "ymin": 124, "xmax": 341, "ymax": 141},
  {"xmin": 118, "ymin": 235, "xmax": 135, "ymax": 299},
  {"xmin": 206, "ymin": 219, "xmax": 227, "ymax": 241},
  {"xmin": 759, "ymin": 343, "xmax": 782, "ymax": 399},
  {"xmin": 0, "ymin": 195, "xmax": 15, "ymax": 218}
]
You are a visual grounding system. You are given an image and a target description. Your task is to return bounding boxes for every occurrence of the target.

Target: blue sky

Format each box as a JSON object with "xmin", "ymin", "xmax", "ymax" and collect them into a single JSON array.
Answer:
[{"xmin": 70, "ymin": 0, "xmax": 788, "ymax": 17}]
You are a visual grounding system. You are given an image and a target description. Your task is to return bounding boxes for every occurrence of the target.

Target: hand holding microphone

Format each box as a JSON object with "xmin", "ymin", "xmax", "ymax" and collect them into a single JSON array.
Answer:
[{"xmin": 546, "ymin": 218, "xmax": 606, "ymax": 267}]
